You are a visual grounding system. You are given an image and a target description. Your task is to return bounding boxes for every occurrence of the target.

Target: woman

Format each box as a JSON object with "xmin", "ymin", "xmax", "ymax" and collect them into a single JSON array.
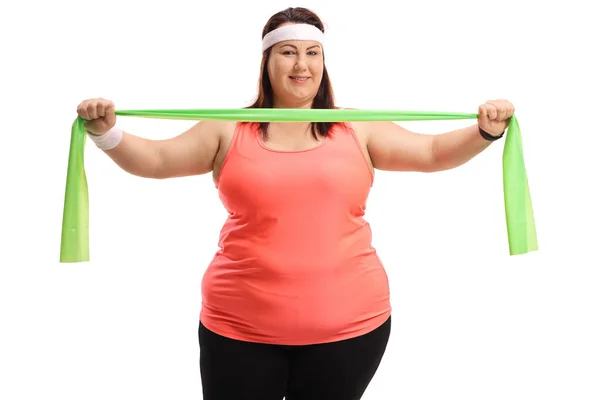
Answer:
[{"xmin": 76, "ymin": 6, "xmax": 513, "ymax": 400}]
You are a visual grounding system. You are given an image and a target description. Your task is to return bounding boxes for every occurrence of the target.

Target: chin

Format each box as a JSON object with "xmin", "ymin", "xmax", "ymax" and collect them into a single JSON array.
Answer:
[{"xmin": 286, "ymin": 87, "xmax": 317, "ymax": 99}]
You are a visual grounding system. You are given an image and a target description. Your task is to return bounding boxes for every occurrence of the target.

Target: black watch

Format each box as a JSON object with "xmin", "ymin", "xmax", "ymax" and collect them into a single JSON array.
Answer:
[{"xmin": 478, "ymin": 126, "xmax": 504, "ymax": 141}]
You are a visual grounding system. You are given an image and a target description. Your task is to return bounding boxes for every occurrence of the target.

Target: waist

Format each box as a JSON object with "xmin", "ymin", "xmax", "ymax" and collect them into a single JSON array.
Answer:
[
  {"xmin": 200, "ymin": 251, "xmax": 390, "ymax": 344},
  {"xmin": 216, "ymin": 214, "xmax": 375, "ymax": 264}
]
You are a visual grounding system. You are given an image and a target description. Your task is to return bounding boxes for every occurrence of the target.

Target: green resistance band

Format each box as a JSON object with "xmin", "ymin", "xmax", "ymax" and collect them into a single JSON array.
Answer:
[{"xmin": 60, "ymin": 108, "xmax": 538, "ymax": 262}]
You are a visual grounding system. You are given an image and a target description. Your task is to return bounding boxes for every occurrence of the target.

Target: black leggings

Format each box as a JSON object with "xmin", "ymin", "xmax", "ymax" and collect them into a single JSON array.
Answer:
[{"xmin": 198, "ymin": 317, "xmax": 391, "ymax": 400}]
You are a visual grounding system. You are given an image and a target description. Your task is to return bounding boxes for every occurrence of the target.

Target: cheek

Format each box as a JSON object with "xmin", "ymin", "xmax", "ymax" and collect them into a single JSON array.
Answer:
[
  {"xmin": 270, "ymin": 61, "xmax": 292, "ymax": 81},
  {"xmin": 268, "ymin": 67, "xmax": 285, "ymax": 90},
  {"xmin": 311, "ymin": 65, "xmax": 324, "ymax": 83},
  {"xmin": 310, "ymin": 61, "xmax": 324, "ymax": 75},
  {"xmin": 267, "ymin": 63, "xmax": 278, "ymax": 80}
]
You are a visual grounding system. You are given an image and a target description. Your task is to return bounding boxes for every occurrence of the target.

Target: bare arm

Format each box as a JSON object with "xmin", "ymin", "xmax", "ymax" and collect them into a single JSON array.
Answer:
[
  {"xmin": 366, "ymin": 121, "xmax": 438, "ymax": 172},
  {"xmin": 366, "ymin": 100, "xmax": 513, "ymax": 172},
  {"xmin": 102, "ymin": 120, "xmax": 222, "ymax": 179},
  {"xmin": 78, "ymin": 98, "xmax": 221, "ymax": 179},
  {"xmin": 430, "ymin": 124, "xmax": 493, "ymax": 171},
  {"xmin": 366, "ymin": 121, "xmax": 496, "ymax": 172}
]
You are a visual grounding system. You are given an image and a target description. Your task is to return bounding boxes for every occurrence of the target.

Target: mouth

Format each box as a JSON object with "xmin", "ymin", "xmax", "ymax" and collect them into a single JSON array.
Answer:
[{"xmin": 289, "ymin": 76, "xmax": 309, "ymax": 82}]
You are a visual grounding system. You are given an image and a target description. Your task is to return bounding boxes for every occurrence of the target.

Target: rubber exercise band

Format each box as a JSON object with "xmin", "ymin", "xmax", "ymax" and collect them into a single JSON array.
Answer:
[{"xmin": 59, "ymin": 108, "xmax": 537, "ymax": 262}]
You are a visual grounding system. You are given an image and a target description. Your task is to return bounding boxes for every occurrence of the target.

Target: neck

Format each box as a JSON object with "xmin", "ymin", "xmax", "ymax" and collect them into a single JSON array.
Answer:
[
  {"xmin": 272, "ymin": 97, "xmax": 313, "ymax": 109},
  {"xmin": 269, "ymin": 97, "xmax": 315, "ymax": 136}
]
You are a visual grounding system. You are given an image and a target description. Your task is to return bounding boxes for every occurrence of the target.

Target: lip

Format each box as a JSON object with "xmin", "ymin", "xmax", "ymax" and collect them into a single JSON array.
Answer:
[{"xmin": 289, "ymin": 76, "xmax": 310, "ymax": 84}]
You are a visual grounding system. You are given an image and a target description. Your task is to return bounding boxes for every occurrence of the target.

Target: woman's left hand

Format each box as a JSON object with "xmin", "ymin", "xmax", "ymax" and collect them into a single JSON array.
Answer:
[{"xmin": 478, "ymin": 99, "xmax": 515, "ymax": 136}]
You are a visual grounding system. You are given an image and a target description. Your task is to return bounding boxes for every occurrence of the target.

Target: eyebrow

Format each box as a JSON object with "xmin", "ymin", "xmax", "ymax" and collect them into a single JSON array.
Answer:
[{"xmin": 279, "ymin": 44, "xmax": 321, "ymax": 50}]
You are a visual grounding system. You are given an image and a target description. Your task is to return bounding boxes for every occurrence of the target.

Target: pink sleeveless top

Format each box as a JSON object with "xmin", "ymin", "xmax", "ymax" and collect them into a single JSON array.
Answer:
[{"xmin": 199, "ymin": 121, "xmax": 391, "ymax": 345}]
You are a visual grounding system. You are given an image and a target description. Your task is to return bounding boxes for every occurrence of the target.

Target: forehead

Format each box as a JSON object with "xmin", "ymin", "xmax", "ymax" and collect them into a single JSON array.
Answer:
[{"xmin": 276, "ymin": 40, "xmax": 322, "ymax": 49}]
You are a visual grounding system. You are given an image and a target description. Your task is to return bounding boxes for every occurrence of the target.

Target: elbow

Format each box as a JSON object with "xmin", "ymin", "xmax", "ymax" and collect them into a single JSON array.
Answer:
[
  {"xmin": 134, "ymin": 146, "xmax": 165, "ymax": 179},
  {"xmin": 426, "ymin": 155, "xmax": 464, "ymax": 173},
  {"xmin": 426, "ymin": 136, "xmax": 442, "ymax": 172},
  {"xmin": 146, "ymin": 154, "xmax": 167, "ymax": 179},
  {"xmin": 124, "ymin": 166, "xmax": 164, "ymax": 179},
  {"xmin": 427, "ymin": 136, "xmax": 463, "ymax": 173}
]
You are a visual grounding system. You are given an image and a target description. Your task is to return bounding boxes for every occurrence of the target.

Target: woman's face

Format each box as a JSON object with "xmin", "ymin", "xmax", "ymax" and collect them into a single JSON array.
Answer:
[{"xmin": 267, "ymin": 26, "xmax": 324, "ymax": 108}]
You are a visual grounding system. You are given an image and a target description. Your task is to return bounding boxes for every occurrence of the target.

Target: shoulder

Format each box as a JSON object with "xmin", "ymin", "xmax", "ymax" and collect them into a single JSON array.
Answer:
[
  {"xmin": 184, "ymin": 119, "xmax": 237, "ymax": 141},
  {"xmin": 218, "ymin": 120, "xmax": 240, "ymax": 136},
  {"xmin": 207, "ymin": 119, "xmax": 238, "ymax": 135},
  {"xmin": 196, "ymin": 120, "xmax": 238, "ymax": 145},
  {"xmin": 215, "ymin": 120, "xmax": 251, "ymax": 154},
  {"xmin": 335, "ymin": 106, "xmax": 371, "ymax": 143}
]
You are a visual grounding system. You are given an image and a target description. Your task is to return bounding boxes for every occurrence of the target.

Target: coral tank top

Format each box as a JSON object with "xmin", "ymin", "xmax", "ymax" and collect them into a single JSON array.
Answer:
[{"xmin": 199, "ymin": 121, "xmax": 391, "ymax": 345}]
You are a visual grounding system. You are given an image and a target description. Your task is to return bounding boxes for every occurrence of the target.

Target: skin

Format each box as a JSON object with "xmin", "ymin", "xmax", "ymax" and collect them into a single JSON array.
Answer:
[{"xmin": 76, "ymin": 23, "xmax": 515, "ymax": 182}]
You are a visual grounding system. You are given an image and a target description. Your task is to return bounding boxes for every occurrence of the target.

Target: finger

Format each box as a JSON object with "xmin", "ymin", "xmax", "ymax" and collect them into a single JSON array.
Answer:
[
  {"xmin": 87, "ymin": 101, "xmax": 99, "ymax": 119},
  {"xmin": 497, "ymin": 100, "xmax": 513, "ymax": 120},
  {"xmin": 78, "ymin": 101, "xmax": 90, "ymax": 120},
  {"xmin": 485, "ymin": 103, "xmax": 497, "ymax": 120},
  {"xmin": 499, "ymin": 100, "xmax": 512, "ymax": 120},
  {"xmin": 502, "ymin": 101, "xmax": 514, "ymax": 119},
  {"xmin": 106, "ymin": 101, "xmax": 115, "ymax": 115},
  {"xmin": 97, "ymin": 101, "xmax": 106, "ymax": 118},
  {"xmin": 478, "ymin": 104, "xmax": 488, "ymax": 120},
  {"xmin": 497, "ymin": 106, "xmax": 507, "ymax": 121}
]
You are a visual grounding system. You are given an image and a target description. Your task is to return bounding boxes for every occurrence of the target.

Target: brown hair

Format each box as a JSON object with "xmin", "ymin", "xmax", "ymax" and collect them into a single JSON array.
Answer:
[{"xmin": 245, "ymin": 7, "xmax": 339, "ymax": 140}]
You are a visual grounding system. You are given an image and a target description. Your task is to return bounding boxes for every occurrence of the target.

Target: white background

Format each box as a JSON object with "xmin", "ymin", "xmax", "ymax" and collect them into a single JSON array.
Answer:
[{"xmin": 1, "ymin": 0, "xmax": 599, "ymax": 399}]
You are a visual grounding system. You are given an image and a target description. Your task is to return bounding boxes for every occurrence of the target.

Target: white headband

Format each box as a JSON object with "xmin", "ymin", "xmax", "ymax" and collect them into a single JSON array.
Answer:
[{"xmin": 262, "ymin": 23, "xmax": 324, "ymax": 52}]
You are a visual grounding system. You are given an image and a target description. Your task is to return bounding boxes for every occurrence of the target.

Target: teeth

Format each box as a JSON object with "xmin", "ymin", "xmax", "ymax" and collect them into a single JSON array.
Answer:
[{"xmin": 292, "ymin": 77, "xmax": 307, "ymax": 80}]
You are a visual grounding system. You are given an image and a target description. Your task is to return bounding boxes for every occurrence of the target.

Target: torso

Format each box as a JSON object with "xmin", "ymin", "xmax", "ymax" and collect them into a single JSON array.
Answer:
[
  {"xmin": 200, "ymin": 118, "xmax": 390, "ymax": 345},
  {"xmin": 211, "ymin": 120, "xmax": 373, "ymax": 184}
]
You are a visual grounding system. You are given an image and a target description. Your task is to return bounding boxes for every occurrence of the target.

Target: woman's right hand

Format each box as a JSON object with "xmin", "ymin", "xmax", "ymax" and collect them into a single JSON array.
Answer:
[{"xmin": 76, "ymin": 98, "xmax": 117, "ymax": 135}]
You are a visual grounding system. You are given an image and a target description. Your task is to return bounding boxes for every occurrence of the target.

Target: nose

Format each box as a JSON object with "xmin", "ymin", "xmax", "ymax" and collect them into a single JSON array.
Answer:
[{"xmin": 294, "ymin": 56, "xmax": 308, "ymax": 71}]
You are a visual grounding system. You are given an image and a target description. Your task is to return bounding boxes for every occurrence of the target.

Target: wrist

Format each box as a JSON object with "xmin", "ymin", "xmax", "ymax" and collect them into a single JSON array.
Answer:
[
  {"xmin": 86, "ymin": 125, "xmax": 123, "ymax": 150},
  {"xmin": 478, "ymin": 125, "xmax": 504, "ymax": 141}
]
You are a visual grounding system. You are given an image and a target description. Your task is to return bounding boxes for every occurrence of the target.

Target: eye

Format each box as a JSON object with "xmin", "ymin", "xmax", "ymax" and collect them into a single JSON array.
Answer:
[
  {"xmin": 308, "ymin": 51, "xmax": 319, "ymax": 56},
  {"xmin": 282, "ymin": 51, "xmax": 295, "ymax": 55}
]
